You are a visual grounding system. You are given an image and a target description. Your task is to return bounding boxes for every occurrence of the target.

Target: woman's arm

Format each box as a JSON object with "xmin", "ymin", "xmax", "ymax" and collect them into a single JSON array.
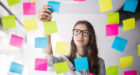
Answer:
[{"xmin": 38, "ymin": 5, "xmax": 53, "ymax": 54}]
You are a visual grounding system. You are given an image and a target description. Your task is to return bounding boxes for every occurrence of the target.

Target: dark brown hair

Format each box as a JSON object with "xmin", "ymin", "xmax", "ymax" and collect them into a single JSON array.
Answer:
[{"xmin": 68, "ymin": 20, "xmax": 100, "ymax": 75}]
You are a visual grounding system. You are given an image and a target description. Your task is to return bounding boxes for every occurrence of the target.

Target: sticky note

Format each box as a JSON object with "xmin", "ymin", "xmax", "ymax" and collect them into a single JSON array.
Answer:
[
  {"xmin": 120, "ymin": 56, "xmax": 133, "ymax": 68},
  {"xmin": 90, "ymin": 73, "xmax": 95, "ymax": 75},
  {"xmin": 54, "ymin": 61, "xmax": 69, "ymax": 74},
  {"xmin": 124, "ymin": 70, "xmax": 137, "ymax": 75},
  {"xmin": 35, "ymin": 58, "xmax": 48, "ymax": 71},
  {"xmin": 74, "ymin": 57, "xmax": 89, "ymax": 71},
  {"xmin": 123, "ymin": 0, "xmax": 138, "ymax": 13},
  {"xmin": 48, "ymin": 1, "xmax": 60, "ymax": 13},
  {"xmin": 23, "ymin": 2, "xmax": 36, "ymax": 15},
  {"xmin": 10, "ymin": 34, "xmax": 24, "ymax": 48},
  {"xmin": 44, "ymin": 21, "xmax": 58, "ymax": 35},
  {"xmin": 107, "ymin": 12, "xmax": 119, "ymax": 24},
  {"xmin": 35, "ymin": 37, "xmax": 48, "ymax": 48},
  {"xmin": 55, "ymin": 42, "xmax": 69, "ymax": 55},
  {"xmin": 74, "ymin": 0, "xmax": 86, "ymax": 1},
  {"xmin": 106, "ymin": 66, "xmax": 119, "ymax": 75},
  {"xmin": 9, "ymin": 62, "xmax": 24, "ymax": 74},
  {"xmin": 1, "ymin": 15, "xmax": 16, "ymax": 29},
  {"xmin": 123, "ymin": 18, "xmax": 135, "ymax": 31},
  {"xmin": 138, "ymin": 44, "xmax": 140, "ymax": 56},
  {"xmin": 106, "ymin": 24, "xmax": 118, "ymax": 36},
  {"xmin": 24, "ymin": 18, "xmax": 38, "ymax": 32},
  {"xmin": 112, "ymin": 36, "xmax": 128, "ymax": 52},
  {"xmin": 99, "ymin": 0, "xmax": 113, "ymax": 13},
  {"xmin": 7, "ymin": 0, "xmax": 21, "ymax": 6}
]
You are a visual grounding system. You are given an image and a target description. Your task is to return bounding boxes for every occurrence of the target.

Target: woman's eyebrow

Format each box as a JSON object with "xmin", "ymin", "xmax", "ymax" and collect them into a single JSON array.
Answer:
[{"xmin": 74, "ymin": 29, "xmax": 88, "ymax": 31}]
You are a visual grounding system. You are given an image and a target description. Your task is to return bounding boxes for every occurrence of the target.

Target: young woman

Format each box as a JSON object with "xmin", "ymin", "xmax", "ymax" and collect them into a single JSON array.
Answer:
[{"xmin": 38, "ymin": 5, "xmax": 105, "ymax": 75}]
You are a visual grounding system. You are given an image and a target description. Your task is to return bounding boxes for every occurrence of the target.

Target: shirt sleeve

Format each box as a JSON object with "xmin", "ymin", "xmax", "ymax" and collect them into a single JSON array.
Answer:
[
  {"xmin": 98, "ymin": 58, "xmax": 106, "ymax": 75},
  {"xmin": 45, "ymin": 53, "xmax": 65, "ymax": 66}
]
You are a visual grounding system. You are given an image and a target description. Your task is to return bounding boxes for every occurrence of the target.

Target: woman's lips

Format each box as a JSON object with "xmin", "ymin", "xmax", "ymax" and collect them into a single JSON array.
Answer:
[{"xmin": 77, "ymin": 40, "xmax": 83, "ymax": 42}]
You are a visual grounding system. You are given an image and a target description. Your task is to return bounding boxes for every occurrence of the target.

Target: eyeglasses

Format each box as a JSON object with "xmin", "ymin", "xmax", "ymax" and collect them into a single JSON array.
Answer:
[{"xmin": 73, "ymin": 29, "xmax": 89, "ymax": 36}]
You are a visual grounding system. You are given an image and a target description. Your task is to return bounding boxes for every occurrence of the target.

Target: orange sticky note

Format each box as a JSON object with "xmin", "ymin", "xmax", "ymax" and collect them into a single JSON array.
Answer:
[
  {"xmin": 120, "ymin": 56, "xmax": 133, "ymax": 68},
  {"xmin": 99, "ymin": 0, "xmax": 113, "ymax": 13},
  {"xmin": 55, "ymin": 42, "xmax": 69, "ymax": 55},
  {"xmin": 24, "ymin": 18, "xmax": 38, "ymax": 32}
]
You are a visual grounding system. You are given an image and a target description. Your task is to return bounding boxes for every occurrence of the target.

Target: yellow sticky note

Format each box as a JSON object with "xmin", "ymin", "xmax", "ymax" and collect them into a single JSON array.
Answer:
[
  {"xmin": 1, "ymin": 15, "xmax": 16, "ymax": 29},
  {"xmin": 55, "ymin": 42, "xmax": 69, "ymax": 55},
  {"xmin": 99, "ymin": 0, "xmax": 113, "ymax": 13},
  {"xmin": 107, "ymin": 12, "xmax": 119, "ymax": 24},
  {"xmin": 138, "ymin": 44, "xmax": 140, "ymax": 56},
  {"xmin": 54, "ymin": 61, "xmax": 69, "ymax": 74},
  {"xmin": 24, "ymin": 18, "xmax": 38, "ymax": 32},
  {"xmin": 120, "ymin": 56, "xmax": 133, "ymax": 68},
  {"xmin": 31, "ymin": 0, "xmax": 37, "ymax": 1},
  {"xmin": 123, "ymin": 18, "xmax": 135, "ymax": 31},
  {"xmin": 44, "ymin": 21, "xmax": 58, "ymax": 35}
]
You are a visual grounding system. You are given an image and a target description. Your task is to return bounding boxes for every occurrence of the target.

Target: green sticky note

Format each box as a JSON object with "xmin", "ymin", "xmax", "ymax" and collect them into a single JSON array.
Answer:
[
  {"xmin": 106, "ymin": 66, "xmax": 119, "ymax": 75},
  {"xmin": 7, "ymin": 0, "xmax": 21, "ymax": 6},
  {"xmin": 44, "ymin": 21, "xmax": 58, "ymax": 35},
  {"xmin": 138, "ymin": 44, "xmax": 140, "ymax": 56},
  {"xmin": 1, "ymin": 15, "xmax": 16, "ymax": 29},
  {"xmin": 107, "ymin": 12, "xmax": 119, "ymax": 24},
  {"xmin": 123, "ymin": 18, "xmax": 135, "ymax": 31},
  {"xmin": 54, "ymin": 61, "xmax": 69, "ymax": 74}
]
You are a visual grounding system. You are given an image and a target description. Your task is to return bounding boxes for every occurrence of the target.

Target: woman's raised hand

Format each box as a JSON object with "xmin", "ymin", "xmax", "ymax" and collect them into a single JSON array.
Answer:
[{"xmin": 38, "ymin": 5, "xmax": 53, "ymax": 23}]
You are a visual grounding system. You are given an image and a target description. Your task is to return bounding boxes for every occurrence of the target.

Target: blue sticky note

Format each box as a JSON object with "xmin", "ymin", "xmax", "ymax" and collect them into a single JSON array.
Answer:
[
  {"xmin": 74, "ymin": 57, "xmax": 89, "ymax": 71},
  {"xmin": 123, "ymin": 0, "xmax": 139, "ymax": 13},
  {"xmin": 9, "ymin": 62, "xmax": 24, "ymax": 74},
  {"xmin": 48, "ymin": 1, "xmax": 60, "ymax": 13},
  {"xmin": 35, "ymin": 37, "xmax": 48, "ymax": 48},
  {"xmin": 112, "ymin": 36, "xmax": 128, "ymax": 52}
]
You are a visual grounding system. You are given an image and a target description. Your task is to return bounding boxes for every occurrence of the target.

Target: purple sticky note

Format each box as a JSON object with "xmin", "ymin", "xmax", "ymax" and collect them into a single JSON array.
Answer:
[
  {"xmin": 90, "ymin": 73, "xmax": 95, "ymax": 75},
  {"xmin": 23, "ymin": 2, "xmax": 36, "ymax": 15},
  {"xmin": 74, "ymin": 0, "xmax": 86, "ymax": 1},
  {"xmin": 10, "ymin": 34, "xmax": 24, "ymax": 48},
  {"xmin": 124, "ymin": 70, "xmax": 137, "ymax": 75},
  {"xmin": 35, "ymin": 58, "xmax": 48, "ymax": 71},
  {"xmin": 106, "ymin": 24, "xmax": 118, "ymax": 36}
]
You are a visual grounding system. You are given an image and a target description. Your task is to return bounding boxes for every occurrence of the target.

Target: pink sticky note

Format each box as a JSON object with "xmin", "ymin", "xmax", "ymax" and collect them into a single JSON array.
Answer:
[
  {"xmin": 10, "ymin": 34, "xmax": 24, "ymax": 48},
  {"xmin": 106, "ymin": 24, "xmax": 118, "ymax": 36},
  {"xmin": 124, "ymin": 70, "xmax": 137, "ymax": 75},
  {"xmin": 23, "ymin": 2, "xmax": 36, "ymax": 15},
  {"xmin": 74, "ymin": 0, "xmax": 86, "ymax": 1},
  {"xmin": 90, "ymin": 73, "xmax": 95, "ymax": 75},
  {"xmin": 35, "ymin": 58, "xmax": 48, "ymax": 71}
]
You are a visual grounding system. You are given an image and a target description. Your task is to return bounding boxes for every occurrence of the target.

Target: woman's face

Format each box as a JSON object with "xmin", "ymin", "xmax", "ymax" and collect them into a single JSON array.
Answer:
[{"xmin": 73, "ymin": 24, "xmax": 89, "ymax": 48}]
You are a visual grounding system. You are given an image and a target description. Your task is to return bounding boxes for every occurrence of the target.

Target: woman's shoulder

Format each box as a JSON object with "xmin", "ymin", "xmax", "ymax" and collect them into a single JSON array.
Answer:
[{"xmin": 98, "ymin": 57, "xmax": 105, "ymax": 64}]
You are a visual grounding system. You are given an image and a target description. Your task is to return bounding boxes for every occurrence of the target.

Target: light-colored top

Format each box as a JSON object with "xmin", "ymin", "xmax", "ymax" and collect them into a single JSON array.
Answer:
[{"xmin": 46, "ymin": 53, "xmax": 106, "ymax": 75}]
